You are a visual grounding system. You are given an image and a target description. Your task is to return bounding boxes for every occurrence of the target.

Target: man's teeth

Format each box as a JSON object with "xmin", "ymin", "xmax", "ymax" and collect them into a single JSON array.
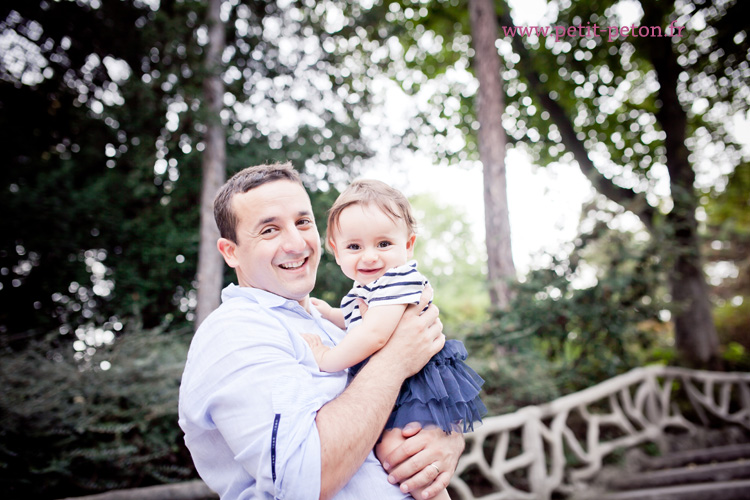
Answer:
[{"xmin": 280, "ymin": 259, "xmax": 305, "ymax": 269}]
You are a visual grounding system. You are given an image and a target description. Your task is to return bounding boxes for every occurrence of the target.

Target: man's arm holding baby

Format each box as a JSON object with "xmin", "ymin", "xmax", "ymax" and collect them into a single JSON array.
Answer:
[
  {"xmin": 314, "ymin": 297, "xmax": 447, "ymax": 499},
  {"xmin": 308, "ymin": 290, "xmax": 464, "ymax": 499}
]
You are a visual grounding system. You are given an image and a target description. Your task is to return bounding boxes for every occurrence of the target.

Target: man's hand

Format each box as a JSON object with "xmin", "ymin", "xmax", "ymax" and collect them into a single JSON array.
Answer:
[
  {"xmin": 374, "ymin": 286, "xmax": 443, "ymax": 380},
  {"xmin": 300, "ymin": 333, "xmax": 331, "ymax": 369},
  {"xmin": 382, "ymin": 423, "xmax": 465, "ymax": 499}
]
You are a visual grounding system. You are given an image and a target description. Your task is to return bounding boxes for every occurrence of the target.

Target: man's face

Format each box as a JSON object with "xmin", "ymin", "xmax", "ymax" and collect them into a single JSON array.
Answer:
[{"xmin": 218, "ymin": 180, "xmax": 321, "ymax": 307}]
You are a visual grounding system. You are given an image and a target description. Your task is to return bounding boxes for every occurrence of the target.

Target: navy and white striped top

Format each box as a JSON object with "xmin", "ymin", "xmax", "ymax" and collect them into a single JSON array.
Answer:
[{"xmin": 341, "ymin": 260, "xmax": 428, "ymax": 331}]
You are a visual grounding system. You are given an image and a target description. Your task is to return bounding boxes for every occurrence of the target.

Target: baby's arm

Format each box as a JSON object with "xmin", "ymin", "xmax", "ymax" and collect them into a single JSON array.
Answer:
[
  {"xmin": 303, "ymin": 303, "xmax": 407, "ymax": 372},
  {"xmin": 310, "ymin": 297, "xmax": 346, "ymax": 330}
]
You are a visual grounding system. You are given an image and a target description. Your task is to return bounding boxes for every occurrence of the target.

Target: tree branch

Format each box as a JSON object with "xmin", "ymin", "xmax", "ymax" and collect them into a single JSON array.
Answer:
[{"xmin": 496, "ymin": 5, "xmax": 656, "ymax": 231}]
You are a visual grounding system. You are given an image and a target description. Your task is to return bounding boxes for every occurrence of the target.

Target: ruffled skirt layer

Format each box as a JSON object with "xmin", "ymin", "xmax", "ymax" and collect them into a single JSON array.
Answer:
[{"xmin": 384, "ymin": 339, "xmax": 486, "ymax": 433}]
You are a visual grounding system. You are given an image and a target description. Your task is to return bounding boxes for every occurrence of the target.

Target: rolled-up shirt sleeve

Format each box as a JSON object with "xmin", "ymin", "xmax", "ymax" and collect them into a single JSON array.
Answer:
[{"xmin": 180, "ymin": 295, "xmax": 347, "ymax": 500}]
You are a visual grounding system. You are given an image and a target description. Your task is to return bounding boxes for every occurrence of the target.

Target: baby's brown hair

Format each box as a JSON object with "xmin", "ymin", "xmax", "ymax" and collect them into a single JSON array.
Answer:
[{"xmin": 326, "ymin": 179, "xmax": 417, "ymax": 252}]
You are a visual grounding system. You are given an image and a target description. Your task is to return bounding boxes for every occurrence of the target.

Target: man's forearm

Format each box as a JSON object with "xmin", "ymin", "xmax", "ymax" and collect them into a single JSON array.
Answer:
[
  {"xmin": 315, "ymin": 299, "xmax": 443, "ymax": 499},
  {"xmin": 315, "ymin": 354, "xmax": 405, "ymax": 500}
]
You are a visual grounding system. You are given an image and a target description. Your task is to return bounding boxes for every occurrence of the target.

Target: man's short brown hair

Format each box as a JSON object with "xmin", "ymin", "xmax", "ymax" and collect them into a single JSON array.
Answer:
[
  {"xmin": 214, "ymin": 162, "xmax": 302, "ymax": 243},
  {"xmin": 326, "ymin": 179, "xmax": 417, "ymax": 252}
]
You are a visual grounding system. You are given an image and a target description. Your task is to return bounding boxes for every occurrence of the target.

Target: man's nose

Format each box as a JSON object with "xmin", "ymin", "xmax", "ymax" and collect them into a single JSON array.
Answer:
[{"xmin": 282, "ymin": 228, "xmax": 307, "ymax": 253}]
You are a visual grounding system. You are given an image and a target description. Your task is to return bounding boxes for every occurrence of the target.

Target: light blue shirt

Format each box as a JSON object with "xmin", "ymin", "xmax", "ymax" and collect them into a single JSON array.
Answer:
[{"xmin": 178, "ymin": 284, "xmax": 411, "ymax": 500}]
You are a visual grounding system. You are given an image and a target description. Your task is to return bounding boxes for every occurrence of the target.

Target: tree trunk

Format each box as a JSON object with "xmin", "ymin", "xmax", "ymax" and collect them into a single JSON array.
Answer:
[
  {"xmin": 468, "ymin": 0, "xmax": 516, "ymax": 311},
  {"xmin": 497, "ymin": 0, "xmax": 720, "ymax": 366},
  {"xmin": 195, "ymin": 0, "xmax": 226, "ymax": 329},
  {"xmin": 640, "ymin": 1, "xmax": 719, "ymax": 366}
]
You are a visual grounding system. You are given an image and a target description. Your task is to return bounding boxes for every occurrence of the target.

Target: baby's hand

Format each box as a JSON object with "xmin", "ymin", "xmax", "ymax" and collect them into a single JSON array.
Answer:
[
  {"xmin": 310, "ymin": 297, "xmax": 346, "ymax": 330},
  {"xmin": 356, "ymin": 298, "xmax": 368, "ymax": 318},
  {"xmin": 301, "ymin": 333, "xmax": 331, "ymax": 368},
  {"xmin": 310, "ymin": 297, "xmax": 333, "ymax": 318}
]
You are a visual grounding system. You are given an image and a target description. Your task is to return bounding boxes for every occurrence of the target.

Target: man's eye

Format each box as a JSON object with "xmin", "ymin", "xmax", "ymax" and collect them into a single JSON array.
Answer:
[
  {"xmin": 261, "ymin": 227, "xmax": 277, "ymax": 235},
  {"xmin": 298, "ymin": 218, "xmax": 313, "ymax": 227}
]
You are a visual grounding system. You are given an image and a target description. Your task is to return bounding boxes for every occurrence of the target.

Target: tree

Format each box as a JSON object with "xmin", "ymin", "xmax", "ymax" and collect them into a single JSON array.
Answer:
[
  {"xmin": 468, "ymin": 214, "xmax": 670, "ymax": 394},
  {"xmin": 0, "ymin": 0, "xmax": 188, "ymax": 341},
  {"xmin": 0, "ymin": 0, "xmax": 378, "ymax": 495},
  {"xmin": 1, "ymin": 0, "xmax": 376, "ymax": 343},
  {"xmin": 468, "ymin": 0, "xmax": 515, "ymax": 310},
  {"xmin": 490, "ymin": 0, "xmax": 743, "ymax": 366},
  {"xmin": 194, "ymin": 0, "xmax": 226, "ymax": 328},
  {"xmin": 703, "ymin": 161, "xmax": 750, "ymax": 364},
  {"xmin": 340, "ymin": 0, "xmax": 748, "ymax": 367}
]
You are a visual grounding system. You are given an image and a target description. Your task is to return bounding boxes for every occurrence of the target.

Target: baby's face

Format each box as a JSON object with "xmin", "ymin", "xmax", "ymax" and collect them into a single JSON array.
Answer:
[{"xmin": 330, "ymin": 203, "xmax": 415, "ymax": 285}]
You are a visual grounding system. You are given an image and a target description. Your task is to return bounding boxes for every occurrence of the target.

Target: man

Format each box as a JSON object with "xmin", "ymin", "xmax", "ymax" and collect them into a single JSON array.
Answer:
[{"xmin": 179, "ymin": 162, "xmax": 464, "ymax": 500}]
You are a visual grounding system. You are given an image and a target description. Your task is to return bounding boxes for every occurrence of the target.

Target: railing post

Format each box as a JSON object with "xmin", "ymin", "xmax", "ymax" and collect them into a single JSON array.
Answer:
[{"xmin": 523, "ymin": 408, "xmax": 550, "ymax": 500}]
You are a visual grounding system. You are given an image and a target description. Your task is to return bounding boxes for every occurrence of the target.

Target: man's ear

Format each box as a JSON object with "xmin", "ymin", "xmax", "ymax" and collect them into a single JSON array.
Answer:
[
  {"xmin": 217, "ymin": 238, "xmax": 238, "ymax": 268},
  {"xmin": 406, "ymin": 234, "xmax": 417, "ymax": 259}
]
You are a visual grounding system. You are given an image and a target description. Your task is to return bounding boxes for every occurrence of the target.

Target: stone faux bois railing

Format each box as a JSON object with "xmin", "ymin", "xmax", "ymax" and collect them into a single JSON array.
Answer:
[{"xmin": 450, "ymin": 365, "xmax": 750, "ymax": 500}]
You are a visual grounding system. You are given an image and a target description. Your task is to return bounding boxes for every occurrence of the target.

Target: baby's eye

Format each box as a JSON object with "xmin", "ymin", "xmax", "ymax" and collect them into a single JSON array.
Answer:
[
  {"xmin": 346, "ymin": 243, "xmax": 360, "ymax": 250},
  {"xmin": 377, "ymin": 241, "xmax": 392, "ymax": 248}
]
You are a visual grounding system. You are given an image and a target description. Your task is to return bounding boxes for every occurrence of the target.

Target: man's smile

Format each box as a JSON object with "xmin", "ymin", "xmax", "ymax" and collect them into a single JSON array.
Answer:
[{"xmin": 279, "ymin": 258, "xmax": 308, "ymax": 270}]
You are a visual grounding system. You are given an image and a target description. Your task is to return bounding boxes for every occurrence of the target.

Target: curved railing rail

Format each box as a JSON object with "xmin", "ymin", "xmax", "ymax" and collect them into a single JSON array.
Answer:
[{"xmin": 450, "ymin": 365, "xmax": 750, "ymax": 500}]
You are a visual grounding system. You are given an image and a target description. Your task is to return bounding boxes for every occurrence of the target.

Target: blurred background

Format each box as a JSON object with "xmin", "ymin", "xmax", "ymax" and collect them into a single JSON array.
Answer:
[{"xmin": 1, "ymin": 0, "xmax": 748, "ymax": 498}]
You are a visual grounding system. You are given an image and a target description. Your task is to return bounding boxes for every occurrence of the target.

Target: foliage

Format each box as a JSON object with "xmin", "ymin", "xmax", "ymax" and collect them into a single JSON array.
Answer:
[
  {"xmin": 703, "ymin": 161, "xmax": 750, "ymax": 360},
  {"xmin": 470, "ymin": 347, "xmax": 561, "ymax": 416},
  {"xmin": 342, "ymin": 0, "xmax": 750, "ymax": 366},
  {"xmin": 0, "ymin": 0, "xmax": 219, "ymax": 340},
  {"xmin": 498, "ymin": 0, "xmax": 749, "ymax": 174},
  {"xmin": 713, "ymin": 299, "xmax": 750, "ymax": 370},
  {"xmin": 1, "ymin": 0, "xmax": 374, "ymax": 345},
  {"xmin": 468, "ymin": 217, "xmax": 670, "ymax": 394},
  {"xmin": 1, "ymin": 0, "xmax": 164, "ymax": 339},
  {"xmin": 326, "ymin": 0, "xmax": 479, "ymax": 162},
  {"xmin": 410, "ymin": 193, "xmax": 490, "ymax": 331},
  {"xmin": 0, "ymin": 325, "xmax": 193, "ymax": 499}
]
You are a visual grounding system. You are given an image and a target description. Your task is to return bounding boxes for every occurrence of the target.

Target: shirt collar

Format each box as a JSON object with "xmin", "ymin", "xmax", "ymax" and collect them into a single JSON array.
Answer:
[{"xmin": 221, "ymin": 283, "xmax": 315, "ymax": 314}]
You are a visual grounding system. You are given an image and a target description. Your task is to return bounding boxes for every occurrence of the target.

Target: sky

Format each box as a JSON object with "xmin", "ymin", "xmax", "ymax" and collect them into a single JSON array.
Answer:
[{"xmin": 361, "ymin": 150, "xmax": 594, "ymax": 275}]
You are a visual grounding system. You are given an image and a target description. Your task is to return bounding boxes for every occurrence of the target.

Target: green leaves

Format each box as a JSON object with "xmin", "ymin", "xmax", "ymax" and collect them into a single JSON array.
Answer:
[
  {"xmin": 468, "ymin": 219, "xmax": 669, "ymax": 394},
  {"xmin": 0, "ymin": 326, "xmax": 194, "ymax": 498},
  {"xmin": 1, "ymin": 0, "xmax": 376, "ymax": 338}
]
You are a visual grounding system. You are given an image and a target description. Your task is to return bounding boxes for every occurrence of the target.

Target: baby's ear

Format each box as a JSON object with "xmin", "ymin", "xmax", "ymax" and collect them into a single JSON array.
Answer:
[
  {"xmin": 406, "ymin": 234, "xmax": 417, "ymax": 257},
  {"xmin": 328, "ymin": 238, "xmax": 341, "ymax": 263}
]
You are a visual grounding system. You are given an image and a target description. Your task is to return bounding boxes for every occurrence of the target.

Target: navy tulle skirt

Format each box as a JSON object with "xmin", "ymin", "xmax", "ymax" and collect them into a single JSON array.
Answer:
[{"xmin": 351, "ymin": 339, "xmax": 486, "ymax": 433}]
